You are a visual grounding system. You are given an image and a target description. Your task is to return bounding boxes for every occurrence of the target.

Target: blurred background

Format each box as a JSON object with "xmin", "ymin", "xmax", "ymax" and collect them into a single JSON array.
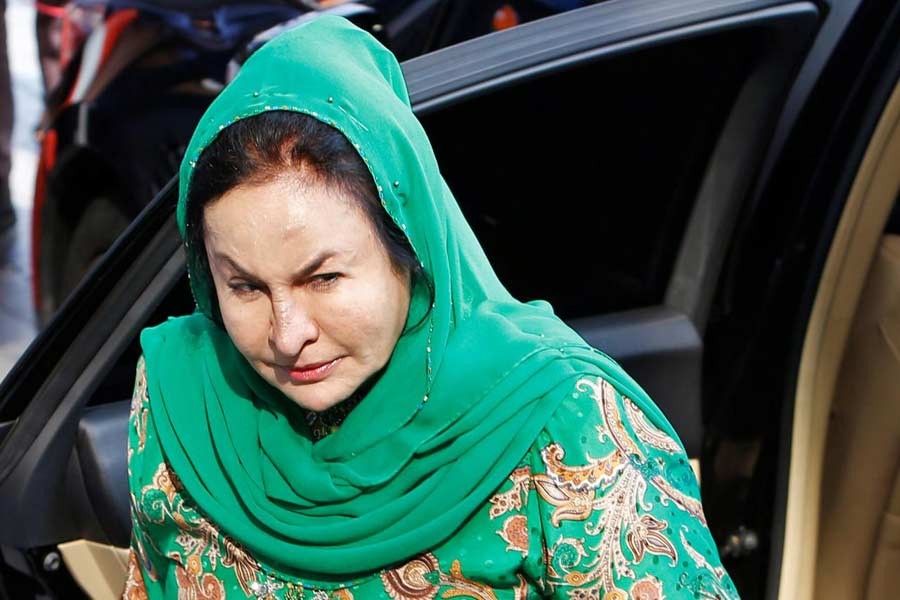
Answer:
[{"xmin": 1, "ymin": 0, "xmax": 40, "ymax": 381}]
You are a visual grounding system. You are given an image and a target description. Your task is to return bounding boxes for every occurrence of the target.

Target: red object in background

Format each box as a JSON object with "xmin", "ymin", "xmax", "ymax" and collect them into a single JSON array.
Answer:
[
  {"xmin": 97, "ymin": 9, "xmax": 139, "ymax": 65},
  {"xmin": 35, "ymin": 1, "xmax": 66, "ymax": 18},
  {"xmin": 30, "ymin": 9, "xmax": 139, "ymax": 310},
  {"xmin": 31, "ymin": 128, "xmax": 57, "ymax": 311},
  {"xmin": 492, "ymin": 5, "xmax": 520, "ymax": 31},
  {"xmin": 59, "ymin": 9, "xmax": 87, "ymax": 73}
]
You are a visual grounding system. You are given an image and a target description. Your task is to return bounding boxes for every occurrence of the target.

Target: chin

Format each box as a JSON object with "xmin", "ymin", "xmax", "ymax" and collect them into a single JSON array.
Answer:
[{"xmin": 279, "ymin": 380, "xmax": 354, "ymax": 413}]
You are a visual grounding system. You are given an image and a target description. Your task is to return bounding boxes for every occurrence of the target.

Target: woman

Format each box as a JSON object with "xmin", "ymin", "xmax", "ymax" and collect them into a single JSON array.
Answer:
[{"xmin": 125, "ymin": 15, "xmax": 739, "ymax": 600}]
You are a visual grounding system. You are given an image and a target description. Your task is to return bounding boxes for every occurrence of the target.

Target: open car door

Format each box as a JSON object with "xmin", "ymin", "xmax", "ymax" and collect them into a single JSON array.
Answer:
[{"xmin": 0, "ymin": 1, "xmax": 826, "ymax": 597}]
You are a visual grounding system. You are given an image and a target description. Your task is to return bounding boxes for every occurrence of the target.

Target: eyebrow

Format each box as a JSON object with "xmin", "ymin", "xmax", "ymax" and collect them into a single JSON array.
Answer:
[{"xmin": 213, "ymin": 250, "xmax": 340, "ymax": 281}]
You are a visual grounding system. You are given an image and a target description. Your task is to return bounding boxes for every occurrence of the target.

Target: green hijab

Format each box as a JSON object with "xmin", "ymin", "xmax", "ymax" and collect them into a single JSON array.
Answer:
[{"xmin": 140, "ymin": 15, "xmax": 670, "ymax": 580}]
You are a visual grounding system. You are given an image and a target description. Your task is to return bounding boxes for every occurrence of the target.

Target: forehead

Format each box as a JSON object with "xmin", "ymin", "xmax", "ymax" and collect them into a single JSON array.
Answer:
[
  {"xmin": 202, "ymin": 174, "xmax": 375, "ymax": 254},
  {"xmin": 206, "ymin": 173, "xmax": 358, "ymax": 228}
]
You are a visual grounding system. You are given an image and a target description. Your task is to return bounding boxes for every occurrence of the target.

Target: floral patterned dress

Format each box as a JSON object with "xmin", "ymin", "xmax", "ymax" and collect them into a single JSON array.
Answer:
[{"xmin": 124, "ymin": 358, "xmax": 740, "ymax": 600}]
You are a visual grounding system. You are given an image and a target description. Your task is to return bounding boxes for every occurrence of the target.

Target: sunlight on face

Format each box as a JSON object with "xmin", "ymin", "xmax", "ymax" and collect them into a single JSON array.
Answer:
[{"xmin": 203, "ymin": 173, "xmax": 411, "ymax": 412}]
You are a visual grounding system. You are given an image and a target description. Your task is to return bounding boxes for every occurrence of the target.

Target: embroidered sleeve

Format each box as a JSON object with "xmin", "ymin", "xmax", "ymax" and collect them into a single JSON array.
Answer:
[
  {"xmin": 122, "ymin": 547, "xmax": 149, "ymax": 600},
  {"xmin": 527, "ymin": 375, "xmax": 740, "ymax": 599},
  {"xmin": 124, "ymin": 356, "xmax": 166, "ymax": 596}
]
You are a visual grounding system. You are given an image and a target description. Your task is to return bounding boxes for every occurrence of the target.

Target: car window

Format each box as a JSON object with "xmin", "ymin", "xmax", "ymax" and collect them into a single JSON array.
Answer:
[{"xmin": 420, "ymin": 27, "xmax": 762, "ymax": 319}]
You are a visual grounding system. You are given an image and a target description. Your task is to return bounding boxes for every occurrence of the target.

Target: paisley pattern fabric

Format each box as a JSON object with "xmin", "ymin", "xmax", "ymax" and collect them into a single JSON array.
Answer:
[{"xmin": 125, "ymin": 359, "xmax": 740, "ymax": 599}]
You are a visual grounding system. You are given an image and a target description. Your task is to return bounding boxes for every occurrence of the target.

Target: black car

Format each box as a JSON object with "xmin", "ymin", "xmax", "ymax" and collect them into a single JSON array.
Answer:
[{"xmin": 1, "ymin": 0, "xmax": 899, "ymax": 598}]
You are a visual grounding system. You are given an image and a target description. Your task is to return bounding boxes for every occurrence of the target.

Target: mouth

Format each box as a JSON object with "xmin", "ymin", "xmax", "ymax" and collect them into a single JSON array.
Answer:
[{"xmin": 282, "ymin": 357, "xmax": 342, "ymax": 384}]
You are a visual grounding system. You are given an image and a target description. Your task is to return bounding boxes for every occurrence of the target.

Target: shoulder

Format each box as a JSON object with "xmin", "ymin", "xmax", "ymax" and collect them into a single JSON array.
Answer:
[
  {"xmin": 538, "ymin": 372, "xmax": 686, "ymax": 461},
  {"xmin": 520, "ymin": 371, "xmax": 740, "ymax": 599},
  {"xmin": 138, "ymin": 313, "xmax": 234, "ymax": 401},
  {"xmin": 531, "ymin": 372, "xmax": 701, "ymax": 520},
  {"xmin": 139, "ymin": 313, "xmax": 221, "ymax": 357}
]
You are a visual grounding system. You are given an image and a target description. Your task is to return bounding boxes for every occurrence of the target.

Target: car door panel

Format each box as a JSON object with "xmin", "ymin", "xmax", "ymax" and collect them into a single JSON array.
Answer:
[{"xmin": 76, "ymin": 401, "xmax": 132, "ymax": 549}]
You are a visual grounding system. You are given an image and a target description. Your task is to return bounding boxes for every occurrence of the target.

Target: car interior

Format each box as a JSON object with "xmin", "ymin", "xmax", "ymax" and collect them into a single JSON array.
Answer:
[{"xmin": 784, "ymin": 80, "xmax": 900, "ymax": 600}]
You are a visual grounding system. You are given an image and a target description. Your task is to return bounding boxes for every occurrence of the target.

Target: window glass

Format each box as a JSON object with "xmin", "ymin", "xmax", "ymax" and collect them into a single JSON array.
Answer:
[{"xmin": 420, "ymin": 29, "xmax": 761, "ymax": 319}]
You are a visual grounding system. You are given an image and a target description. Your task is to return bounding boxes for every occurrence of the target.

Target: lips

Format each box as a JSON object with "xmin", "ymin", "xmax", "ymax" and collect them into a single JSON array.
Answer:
[{"xmin": 284, "ymin": 357, "xmax": 341, "ymax": 384}]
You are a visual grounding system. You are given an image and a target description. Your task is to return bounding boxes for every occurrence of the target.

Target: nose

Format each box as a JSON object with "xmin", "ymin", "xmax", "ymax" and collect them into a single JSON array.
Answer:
[{"xmin": 269, "ymin": 295, "xmax": 318, "ymax": 360}]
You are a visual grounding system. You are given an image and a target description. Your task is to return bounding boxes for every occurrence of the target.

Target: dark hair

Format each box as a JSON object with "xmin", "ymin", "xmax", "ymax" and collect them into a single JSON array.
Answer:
[{"xmin": 185, "ymin": 111, "xmax": 425, "ymax": 324}]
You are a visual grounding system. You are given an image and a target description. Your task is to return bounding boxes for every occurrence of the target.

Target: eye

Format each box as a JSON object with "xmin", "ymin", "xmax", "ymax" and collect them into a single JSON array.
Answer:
[
  {"xmin": 227, "ymin": 281, "xmax": 262, "ymax": 296},
  {"xmin": 311, "ymin": 272, "xmax": 341, "ymax": 290}
]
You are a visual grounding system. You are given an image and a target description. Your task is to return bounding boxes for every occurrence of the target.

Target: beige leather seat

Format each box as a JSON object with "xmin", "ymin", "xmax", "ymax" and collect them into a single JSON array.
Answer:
[{"xmin": 815, "ymin": 234, "xmax": 900, "ymax": 599}]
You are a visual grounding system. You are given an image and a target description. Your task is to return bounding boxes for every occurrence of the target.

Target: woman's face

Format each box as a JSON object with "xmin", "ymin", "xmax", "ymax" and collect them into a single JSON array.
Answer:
[{"xmin": 203, "ymin": 173, "xmax": 411, "ymax": 412}]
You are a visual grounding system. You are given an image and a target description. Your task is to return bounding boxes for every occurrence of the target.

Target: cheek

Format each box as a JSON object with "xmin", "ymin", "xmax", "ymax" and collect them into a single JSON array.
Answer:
[
  {"xmin": 219, "ymin": 296, "xmax": 271, "ymax": 357},
  {"xmin": 325, "ymin": 285, "xmax": 401, "ymax": 352},
  {"xmin": 322, "ymin": 293, "xmax": 380, "ymax": 339}
]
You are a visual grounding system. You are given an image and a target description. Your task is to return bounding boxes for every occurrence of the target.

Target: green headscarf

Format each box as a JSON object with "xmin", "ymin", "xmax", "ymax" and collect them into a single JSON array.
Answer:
[{"xmin": 140, "ymin": 15, "xmax": 671, "ymax": 580}]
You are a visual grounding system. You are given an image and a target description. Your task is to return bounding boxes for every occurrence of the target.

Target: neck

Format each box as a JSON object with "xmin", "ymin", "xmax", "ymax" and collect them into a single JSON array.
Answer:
[{"xmin": 303, "ymin": 392, "xmax": 363, "ymax": 441}]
